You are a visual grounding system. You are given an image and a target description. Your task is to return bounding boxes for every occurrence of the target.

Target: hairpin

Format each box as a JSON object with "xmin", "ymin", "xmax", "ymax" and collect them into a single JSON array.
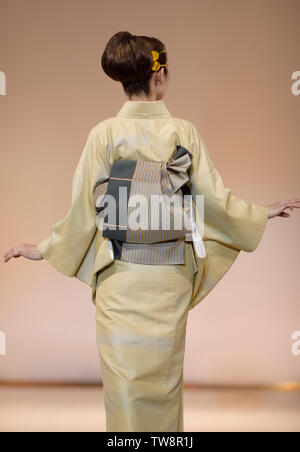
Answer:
[{"xmin": 151, "ymin": 49, "xmax": 168, "ymax": 72}]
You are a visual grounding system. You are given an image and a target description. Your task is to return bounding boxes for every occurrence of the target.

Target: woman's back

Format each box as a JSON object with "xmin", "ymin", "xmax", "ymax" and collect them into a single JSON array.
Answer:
[{"xmin": 95, "ymin": 100, "xmax": 192, "ymax": 164}]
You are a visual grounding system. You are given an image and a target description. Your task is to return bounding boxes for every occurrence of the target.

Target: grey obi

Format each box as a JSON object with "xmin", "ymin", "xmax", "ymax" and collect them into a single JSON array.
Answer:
[{"xmin": 92, "ymin": 145, "xmax": 196, "ymax": 265}]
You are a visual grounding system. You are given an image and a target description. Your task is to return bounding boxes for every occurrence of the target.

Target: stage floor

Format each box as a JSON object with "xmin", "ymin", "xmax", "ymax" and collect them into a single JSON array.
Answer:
[{"xmin": 0, "ymin": 385, "xmax": 299, "ymax": 432}]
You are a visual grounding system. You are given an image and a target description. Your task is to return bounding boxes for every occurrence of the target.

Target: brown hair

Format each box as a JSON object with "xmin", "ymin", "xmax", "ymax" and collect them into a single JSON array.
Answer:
[{"xmin": 101, "ymin": 31, "xmax": 168, "ymax": 97}]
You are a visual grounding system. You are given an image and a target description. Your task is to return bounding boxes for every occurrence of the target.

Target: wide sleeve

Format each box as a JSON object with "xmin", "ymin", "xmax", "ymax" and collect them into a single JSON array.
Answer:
[
  {"xmin": 37, "ymin": 126, "xmax": 113, "ymax": 283},
  {"xmin": 188, "ymin": 125, "xmax": 269, "ymax": 310}
]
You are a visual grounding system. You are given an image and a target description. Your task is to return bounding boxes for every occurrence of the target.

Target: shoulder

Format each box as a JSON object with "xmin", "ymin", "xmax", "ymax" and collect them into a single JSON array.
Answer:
[
  {"xmin": 171, "ymin": 117, "xmax": 203, "ymax": 140},
  {"xmin": 169, "ymin": 116, "xmax": 194, "ymax": 130},
  {"xmin": 87, "ymin": 117, "xmax": 116, "ymax": 139},
  {"xmin": 170, "ymin": 117, "xmax": 205, "ymax": 156}
]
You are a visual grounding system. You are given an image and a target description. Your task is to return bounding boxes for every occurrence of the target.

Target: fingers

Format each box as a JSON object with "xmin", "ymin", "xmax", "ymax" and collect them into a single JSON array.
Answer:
[
  {"xmin": 284, "ymin": 198, "xmax": 300, "ymax": 203},
  {"xmin": 276, "ymin": 199, "xmax": 300, "ymax": 218},
  {"xmin": 282, "ymin": 200, "xmax": 300, "ymax": 210},
  {"xmin": 3, "ymin": 246, "xmax": 22, "ymax": 263}
]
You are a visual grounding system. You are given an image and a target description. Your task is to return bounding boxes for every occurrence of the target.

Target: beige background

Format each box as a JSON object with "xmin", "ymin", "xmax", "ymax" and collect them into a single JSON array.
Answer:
[{"xmin": 0, "ymin": 0, "xmax": 299, "ymax": 384}]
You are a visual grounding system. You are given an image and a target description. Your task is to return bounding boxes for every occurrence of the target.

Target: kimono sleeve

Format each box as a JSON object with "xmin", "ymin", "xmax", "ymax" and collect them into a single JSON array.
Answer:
[
  {"xmin": 188, "ymin": 125, "xmax": 269, "ymax": 310},
  {"xmin": 37, "ymin": 126, "xmax": 111, "ymax": 281}
]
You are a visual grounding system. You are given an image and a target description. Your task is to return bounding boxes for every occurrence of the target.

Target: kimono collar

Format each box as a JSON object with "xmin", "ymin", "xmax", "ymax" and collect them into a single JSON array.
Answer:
[{"xmin": 116, "ymin": 100, "xmax": 171, "ymax": 119}]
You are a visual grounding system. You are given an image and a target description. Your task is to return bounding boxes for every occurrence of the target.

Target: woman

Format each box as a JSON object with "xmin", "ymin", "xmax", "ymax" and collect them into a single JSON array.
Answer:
[{"xmin": 3, "ymin": 31, "xmax": 300, "ymax": 432}]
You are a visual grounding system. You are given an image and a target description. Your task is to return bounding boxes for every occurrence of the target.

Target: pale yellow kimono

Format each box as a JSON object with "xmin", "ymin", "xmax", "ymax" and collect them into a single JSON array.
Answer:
[{"xmin": 38, "ymin": 100, "xmax": 269, "ymax": 432}]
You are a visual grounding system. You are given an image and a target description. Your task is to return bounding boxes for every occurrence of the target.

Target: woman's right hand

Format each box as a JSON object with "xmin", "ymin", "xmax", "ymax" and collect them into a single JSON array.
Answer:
[
  {"xmin": 267, "ymin": 198, "xmax": 300, "ymax": 219},
  {"xmin": 3, "ymin": 244, "xmax": 43, "ymax": 263}
]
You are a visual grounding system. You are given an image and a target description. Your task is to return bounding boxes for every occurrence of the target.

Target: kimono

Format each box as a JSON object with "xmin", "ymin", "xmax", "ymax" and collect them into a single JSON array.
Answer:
[{"xmin": 38, "ymin": 100, "xmax": 269, "ymax": 431}]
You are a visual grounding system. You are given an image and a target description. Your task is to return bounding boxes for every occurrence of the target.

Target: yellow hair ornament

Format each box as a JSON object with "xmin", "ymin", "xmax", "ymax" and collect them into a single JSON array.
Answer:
[{"xmin": 151, "ymin": 49, "xmax": 168, "ymax": 72}]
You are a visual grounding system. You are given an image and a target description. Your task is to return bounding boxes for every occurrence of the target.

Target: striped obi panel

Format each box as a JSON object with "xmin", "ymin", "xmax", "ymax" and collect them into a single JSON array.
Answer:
[
  {"xmin": 109, "ymin": 237, "xmax": 187, "ymax": 265},
  {"xmin": 93, "ymin": 145, "xmax": 194, "ymax": 265}
]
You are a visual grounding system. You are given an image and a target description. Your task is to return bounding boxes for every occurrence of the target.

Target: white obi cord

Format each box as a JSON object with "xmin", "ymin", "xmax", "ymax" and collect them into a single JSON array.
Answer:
[
  {"xmin": 108, "ymin": 239, "xmax": 114, "ymax": 259},
  {"xmin": 185, "ymin": 194, "xmax": 206, "ymax": 259}
]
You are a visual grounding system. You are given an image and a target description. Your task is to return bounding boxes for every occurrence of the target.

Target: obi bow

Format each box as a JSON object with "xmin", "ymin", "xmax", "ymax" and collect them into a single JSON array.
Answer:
[{"xmin": 162, "ymin": 146, "xmax": 193, "ymax": 193}]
